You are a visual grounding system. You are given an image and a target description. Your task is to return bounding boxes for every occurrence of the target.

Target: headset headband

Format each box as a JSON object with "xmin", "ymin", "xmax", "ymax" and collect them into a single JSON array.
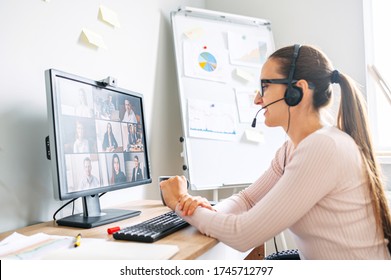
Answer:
[{"xmin": 288, "ymin": 44, "xmax": 301, "ymax": 83}]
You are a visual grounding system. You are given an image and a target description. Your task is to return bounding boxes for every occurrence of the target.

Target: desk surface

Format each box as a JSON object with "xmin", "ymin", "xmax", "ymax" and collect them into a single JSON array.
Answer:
[{"xmin": 0, "ymin": 200, "xmax": 218, "ymax": 260}]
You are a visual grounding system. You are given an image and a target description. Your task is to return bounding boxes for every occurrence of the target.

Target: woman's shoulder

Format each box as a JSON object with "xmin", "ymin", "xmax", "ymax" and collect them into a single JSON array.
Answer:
[
  {"xmin": 313, "ymin": 126, "xmax": 354, "ymax": 143},
  {"xmin": 300, "ymin": 126, "xmax": 357, "ymax": 154}
]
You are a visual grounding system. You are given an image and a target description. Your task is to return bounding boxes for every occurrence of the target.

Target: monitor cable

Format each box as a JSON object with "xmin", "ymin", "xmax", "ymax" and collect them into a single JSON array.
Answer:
[
  {"xmin": 52, "ymin": 192, "xmax": 107, "ymax": 221},
  {"xmin": 52, "ymin": 198, "xmax": 77, "ymax": 221}
]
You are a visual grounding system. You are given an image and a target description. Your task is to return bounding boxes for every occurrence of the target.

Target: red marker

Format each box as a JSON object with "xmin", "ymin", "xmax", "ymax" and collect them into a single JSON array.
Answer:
[{"xmin": 107, "ymin": 226, "xmax": 121, "ymax": 234}]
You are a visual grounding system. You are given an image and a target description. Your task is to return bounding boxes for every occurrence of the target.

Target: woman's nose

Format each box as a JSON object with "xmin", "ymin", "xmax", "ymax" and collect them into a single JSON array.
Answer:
[{"xmin": 254, "ymin": 90, "xmax": 263, "ymax": 105}]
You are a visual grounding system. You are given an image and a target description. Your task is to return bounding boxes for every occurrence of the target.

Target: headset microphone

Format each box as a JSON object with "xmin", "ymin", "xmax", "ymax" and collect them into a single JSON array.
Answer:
[{"xmin": 251, "ymin": 97, "xmax": 285, "ymax": 128}]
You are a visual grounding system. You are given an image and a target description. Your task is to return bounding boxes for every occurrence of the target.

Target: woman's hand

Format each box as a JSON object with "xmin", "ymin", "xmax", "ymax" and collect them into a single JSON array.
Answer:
[
  {"xmin": 160, "ymin": 176, "xmax": 189, "ymax": 210},
  {"xmin": 160, "ymin": 176, "xmax": 215, "ymax": 215},
  {"xmin": 178, "ymin": 194, "xmax": 214, "ymax": 216}
]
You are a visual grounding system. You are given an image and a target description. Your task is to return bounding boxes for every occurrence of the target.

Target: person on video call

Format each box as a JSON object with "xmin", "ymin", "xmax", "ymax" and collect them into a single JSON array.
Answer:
[
  {"xmin": 131, "ymin": 155, "xmax": 143, "ymax": 182},
  {"xmin": 102, "ymin": 122, "xmax": 118, "ymax": 152},
  {"xmin": 73, "ymin": 120, "xmax": 89, "ymax": 153},
  {"xmin": 75, "ymin": 88, "xmax": 93, "ymax": 118},
  {"xmin": 78, "ymin": 157, "xmax": 100, "ymax": 190},
  {"xmin": 111, "ymin": 153, "xmax": 126, "ymax": 184},
  {"xmin": 102, "ymin": 94, "xmax": 116, "ymax": 119},
  {"xmin": 127, "ymin": 123, "xmax": 138, "ymax": 151},
  {"xmin": 122, "ymin": 99, "xmax": 137, "ymax": 123},
  {"xmin": 160, "ymin": 45, "xmax": 391, "ymax": 260}
]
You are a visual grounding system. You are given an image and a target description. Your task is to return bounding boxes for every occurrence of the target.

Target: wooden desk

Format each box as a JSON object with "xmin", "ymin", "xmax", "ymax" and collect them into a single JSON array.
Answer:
[{"xmin": 0, "ymin": 200, "xmax": 263, "ymax": 260}]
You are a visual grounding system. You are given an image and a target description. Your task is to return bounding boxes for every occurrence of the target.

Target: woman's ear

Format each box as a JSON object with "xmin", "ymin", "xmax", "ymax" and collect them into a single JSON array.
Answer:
[
  {"xmin": 294, "ymin": 79, "xmax": 314, "ymax": 108},
  {"xmin": 295, "ymin": 79, "xmax": 311, "ymax": 92}
]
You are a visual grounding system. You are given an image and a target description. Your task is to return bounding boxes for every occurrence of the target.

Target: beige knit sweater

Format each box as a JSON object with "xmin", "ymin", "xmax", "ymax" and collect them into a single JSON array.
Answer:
[{"xmin": 178, "ymin": 126, "xmax": 390, "ymax": 259}]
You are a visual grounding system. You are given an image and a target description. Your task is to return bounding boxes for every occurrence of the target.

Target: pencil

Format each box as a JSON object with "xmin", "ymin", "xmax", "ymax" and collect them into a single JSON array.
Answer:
[{"xmin": 74, "ymin": 233, "xmax": 82, "ymax": 247}]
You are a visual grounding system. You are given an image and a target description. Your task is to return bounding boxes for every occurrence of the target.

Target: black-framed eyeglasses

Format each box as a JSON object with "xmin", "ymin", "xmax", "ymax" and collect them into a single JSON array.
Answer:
[{"xmin": 259, "ymin": 79, "xmax": 298, "ymax": 97}]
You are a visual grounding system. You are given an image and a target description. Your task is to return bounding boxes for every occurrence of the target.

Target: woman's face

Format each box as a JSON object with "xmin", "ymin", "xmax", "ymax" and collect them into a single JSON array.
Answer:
[
  {"xmin": 256, "ymin": 59, "xmax": 289, "ymax": 127},
  {"xmin": 113, "ymin": 157, "xmax": 120, "ymax": 173},
  {"xmin": 76, "ymin": 122, "xmax": 84, "ymax": 138},
  {"xmin": 107, "ymin": 123, "xmax": 112, "ymax": 133}
]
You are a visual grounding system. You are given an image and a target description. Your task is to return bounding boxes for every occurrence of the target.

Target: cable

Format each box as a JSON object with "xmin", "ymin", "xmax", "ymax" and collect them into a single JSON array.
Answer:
[
  {"xmin": 273, "ymin": 106, "xmax": 292, "ymax": 255},
  {"xmin": 52, "ymin": 198, "xmax": 78, "ymax": 221},
  {"xmin": 282, "ymin": 107, "xmax": 291, "ymax": 174},
  {"xmin": 52, "ymin": 192, "xmax": 107, "ymax": 221},
  {"xmin": 273, "ymin": 236, "xmax": 279, "ymax": 253}
]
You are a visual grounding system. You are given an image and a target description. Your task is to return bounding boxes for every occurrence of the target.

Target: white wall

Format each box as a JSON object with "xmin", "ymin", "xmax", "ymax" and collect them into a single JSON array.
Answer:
[{"xmin": 0, "ymin": 0, "xmax": 205, "ymax": 233}]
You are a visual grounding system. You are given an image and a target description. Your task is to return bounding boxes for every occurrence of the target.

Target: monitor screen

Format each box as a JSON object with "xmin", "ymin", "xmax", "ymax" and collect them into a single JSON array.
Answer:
[{"xmin": 45, "ymin": 69, "xmax": 152, "ymax": 228}]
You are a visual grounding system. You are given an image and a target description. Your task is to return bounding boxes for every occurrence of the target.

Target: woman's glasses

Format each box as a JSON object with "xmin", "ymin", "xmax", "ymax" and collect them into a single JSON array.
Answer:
[{"xmin": 259, "ymin": 78, "xmax": 298, "ymax": 97}]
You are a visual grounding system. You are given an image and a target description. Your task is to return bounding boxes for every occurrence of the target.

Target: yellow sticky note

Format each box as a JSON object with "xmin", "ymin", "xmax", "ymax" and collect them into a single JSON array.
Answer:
[
  {"xmin": 99, "ymin": 5, "xmax": 121, "ymax": 28},
  {"xmin": 184, "ymin": 27, "xmax": 204, "ymax": 39},
  {"xmin": 80, "ymin": 29, "xmax": 107, "ymax": 49}
]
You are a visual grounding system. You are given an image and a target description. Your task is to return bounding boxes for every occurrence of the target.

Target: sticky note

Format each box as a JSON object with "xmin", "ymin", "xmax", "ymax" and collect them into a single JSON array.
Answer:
[
  {"xmin": 235, "ymin": 68, "xmax": 255, "ymax": 82},
  {"xmin": 80, "ymin": 29, "xmax": 107, "ymax": 49},
  {"xmin": 99, "ymin": 5, "xmax": 121, "ymax": 28},
  {"xmin": 184, "ymin": 27, "xmax": 204, "ymax": 39},
  {"xmin": 244, "ymin": 128, "xmax": 264, "ymax": 143}
]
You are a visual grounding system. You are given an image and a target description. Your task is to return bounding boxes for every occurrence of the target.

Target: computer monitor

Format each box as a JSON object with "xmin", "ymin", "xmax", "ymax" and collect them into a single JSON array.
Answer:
[{"xmin": 45, "ymin": 69, "xmax": 152, "ymax": 228}]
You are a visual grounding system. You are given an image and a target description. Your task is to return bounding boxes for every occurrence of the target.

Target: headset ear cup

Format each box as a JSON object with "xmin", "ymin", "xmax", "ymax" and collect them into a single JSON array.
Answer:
[{"xmin": 284, "ymin": 85, "xmax": 303, "ymax": 106}]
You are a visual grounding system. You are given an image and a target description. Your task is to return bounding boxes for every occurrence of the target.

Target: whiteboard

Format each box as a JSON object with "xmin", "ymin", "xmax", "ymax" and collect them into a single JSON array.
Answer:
[{"xmin": 171, "ymin": 7, "xmax": 285, "ymax": 190}]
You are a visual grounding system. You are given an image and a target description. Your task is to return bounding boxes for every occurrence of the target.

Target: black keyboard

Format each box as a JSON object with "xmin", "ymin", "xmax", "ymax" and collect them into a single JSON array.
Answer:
[{"xmin": 113, "ymin": 211, "xmax": 189, "ymax": 243}]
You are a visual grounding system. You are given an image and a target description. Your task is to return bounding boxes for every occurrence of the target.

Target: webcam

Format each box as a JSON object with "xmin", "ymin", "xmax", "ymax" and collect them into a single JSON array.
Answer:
[{"xmin": 99, "ymin": 76, "xmax": 117, "ymax": 87}]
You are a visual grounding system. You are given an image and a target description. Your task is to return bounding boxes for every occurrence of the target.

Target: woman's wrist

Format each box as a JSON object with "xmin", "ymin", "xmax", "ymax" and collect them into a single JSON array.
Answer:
[
  {"xmin": 168, "ymin": 194, "xmax": 188, "ymax": 211},
  {"xmin": 166, "ymin": 197, "xmax": 182, "ymax": 211},
  {"xmin": 168, "ymin": 201, "xmax": 179, "ymax": 211}
]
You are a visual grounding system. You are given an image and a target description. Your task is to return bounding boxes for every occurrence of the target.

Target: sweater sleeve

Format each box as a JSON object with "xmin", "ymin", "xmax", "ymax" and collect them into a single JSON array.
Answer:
[{"xmin": 178, "ymin": 133, "xmax": 341, "ymax": 252}]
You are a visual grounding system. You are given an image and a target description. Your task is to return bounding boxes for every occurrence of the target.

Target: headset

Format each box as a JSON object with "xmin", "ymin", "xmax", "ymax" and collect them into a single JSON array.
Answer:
[
  {"xmin": 251, "ymin": 44, "xmax": 304, "ymax": 128},
  {"xmin": 284, "ymin": 44, "xmax": 303, "ymax": 107}
]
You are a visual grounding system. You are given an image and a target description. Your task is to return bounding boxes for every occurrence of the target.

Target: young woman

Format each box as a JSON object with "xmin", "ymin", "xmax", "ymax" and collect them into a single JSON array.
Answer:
[
  {"xmin": 160, "ymin": 45, "xmax": 391, "ymax": 259},
  {"xmin": 110, "ymin": 153, "xmax": 126, "ymax": 184},
  {"xmin": 102, "ymin": 122, "xmax": 118, "ymax": 152}
]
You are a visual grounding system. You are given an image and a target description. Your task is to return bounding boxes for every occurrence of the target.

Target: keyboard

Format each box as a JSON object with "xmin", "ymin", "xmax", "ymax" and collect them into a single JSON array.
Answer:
[{"xmin": 113, "ymin": 211, "xmax": 189, "ymax": 243}]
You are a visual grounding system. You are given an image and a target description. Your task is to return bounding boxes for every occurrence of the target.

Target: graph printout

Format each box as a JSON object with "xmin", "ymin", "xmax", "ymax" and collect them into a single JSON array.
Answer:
[
  {"xmin": 187, "ymin": 99, "xmax": 237, "ymax": 141},
  {"xmin": 228, "ymin": 32, "xmax": 267, "ymax": 68},
  {"xmin": 183, "ymin": 41, "xmax": 228, "ymax": 83}
]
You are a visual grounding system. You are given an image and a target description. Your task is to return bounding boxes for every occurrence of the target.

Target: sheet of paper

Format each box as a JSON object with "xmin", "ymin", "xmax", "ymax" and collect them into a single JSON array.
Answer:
[
  {"xmin": 42, "ymin": 239, "xmax": 179, "ymax": 260},
  {"xmin": 99, "ymin": 5, "xmax": 121, "ymax": 28},
  {"xmin": 228, "ymin": 32, "xmax": 267, "ymax": 67},
  {"xmin": 183, "ymin": 41, "xmax": 228, "ymax": 83},
  {"xmin": 0, "ymin": 232, "xmax": 179, "ymax": 260},
  {"xmin": 235, "ymin": 88, "xmax": 263, "ymax": 123},
  {"xmin": 80, "ymin": 28, "xmax": 107, "ymax": 49},
  {"xmin": 0, "ymin": 232, "xmax": 73, "ymax": 260},
  {"xmin": 187, "ymin": 99, "xmax": 238, "ymax": 141}
]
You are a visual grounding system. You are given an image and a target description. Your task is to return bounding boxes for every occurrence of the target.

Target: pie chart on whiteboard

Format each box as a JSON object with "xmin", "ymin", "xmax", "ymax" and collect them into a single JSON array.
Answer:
[{"xmin": 198, "ymin": 52, "xmax": 217, "ymax": 72}]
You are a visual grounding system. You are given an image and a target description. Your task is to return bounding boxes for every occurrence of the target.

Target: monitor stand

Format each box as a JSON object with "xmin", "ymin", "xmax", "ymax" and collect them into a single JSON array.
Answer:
[{"xmin": 56, "ymin": 195, "xmax": 141, "ymax": 228}]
